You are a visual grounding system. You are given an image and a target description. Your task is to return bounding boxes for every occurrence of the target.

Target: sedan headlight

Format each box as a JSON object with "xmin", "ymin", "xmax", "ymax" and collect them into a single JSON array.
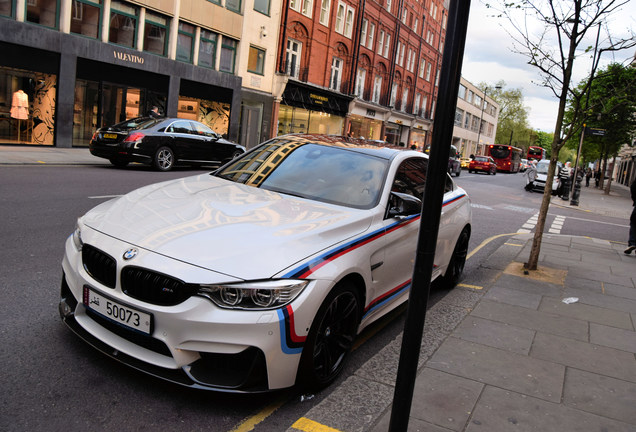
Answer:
[
  {"xmin": 197, "ymin": 280, "xmax": 309, "ymax": 310},
  {"xmin": 72, "ymin": 221, "xmax": 83, "ymax": 251}
]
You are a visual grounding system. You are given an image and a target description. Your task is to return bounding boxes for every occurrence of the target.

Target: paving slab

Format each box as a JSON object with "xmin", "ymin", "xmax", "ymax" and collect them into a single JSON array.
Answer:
[
  {"xmin": 471, "ymin": 299, "xmax": 589, "ymax": 341},
  {"xmin": 408, "ymin": 368, "xmax": 484, "ymax": 431},
  {"xmin": 483, "ymin": 285, "xmax": 542, "ymax": 309},
  {"xmin": 604, "ymin": 282, "xmax": 636, "ymax": 300},
  {"xmin": 372, "ymin": 414, "xmax": 454, "ymax": 432},
  {"xmin": 562, "ymin": 287, "xmax": 636, "ymax": 315},
  {"xmin": 563, "ymin": 368, "xmax": 636, "ymax": 425},
  {"xmin": 563, "ymin": 274, "xmax": 604, "ymax": 294},
  {"xmin": 428, "ymin": 337, "xmax": 564, "ymax": 403},
  {"xmin": 530, "ymin": 332, "xmax": 636, "ymax": 383},
  {"xmin": 491, "ymin": 273, "xmax": 563, "ymax": 297},
  {"xmin": 539, "ymin": 296, "xmax": 634, "ymax": 329},
  {"xmin": 465, "ymin": 386, "xmax": 635, "ymax": 432},
  {"xmin": 589, "ymin": 322, "xmax": 636, "ymax": 353},
  {"xmin": 453, "ymin": 316, "xmax": 535, "ymax": 355},
  {"xmin": 566, "ymin": 266, "xmax": 634, "ymax": 287}
]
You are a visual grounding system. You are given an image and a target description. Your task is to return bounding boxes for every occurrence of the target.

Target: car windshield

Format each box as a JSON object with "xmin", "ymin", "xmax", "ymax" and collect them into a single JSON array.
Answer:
[
  {"xmin": 536, "ymin": 162, "xmax": 550, "ymax": 174},
  {"xmin": 474, "ymin": 156, "xmax": 488, "ymax": 162},
  {"xmin": 215, "ymin": 139, "xmax": 389, "ymax": 209}
]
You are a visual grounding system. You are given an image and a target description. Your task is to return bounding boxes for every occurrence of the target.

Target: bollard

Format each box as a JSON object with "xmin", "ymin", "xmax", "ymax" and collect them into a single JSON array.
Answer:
[
  {"xmin": 570, "ymin": 174, "xmax": 582, "ymax": 206},
  {"xmin": 561, "ymin": 177, "xmax": 570, "ymax": 200}
]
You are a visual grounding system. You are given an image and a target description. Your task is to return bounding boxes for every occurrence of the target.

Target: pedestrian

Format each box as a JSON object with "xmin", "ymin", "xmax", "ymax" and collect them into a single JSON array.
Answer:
[
  {"xmin": 147, "ymin": 106, "xmax": 161, "ymax": 118},
  {"xmin": 594, "ymin": 169, "xmax": 600, "ymax": 187},
  {"xmin": 625, "ymin": 178, "xmax": 636, "ymax": 255},
  {"xmin": 585, "ymin": 167, "xmax": 592, "ymax": 187},
  {"xmin": 524, "ymin": 160, "xmax": 537, "ymax": 191},
  {"xmin": 558, "ymin": 162, "xmax": 571, "ymax": 198}
]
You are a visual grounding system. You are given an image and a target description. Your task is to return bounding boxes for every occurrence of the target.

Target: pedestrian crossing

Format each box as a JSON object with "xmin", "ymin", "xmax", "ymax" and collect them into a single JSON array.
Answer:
[{"xmin": 517, "ymin": 213, "xmax": 566, "ymax": 234}]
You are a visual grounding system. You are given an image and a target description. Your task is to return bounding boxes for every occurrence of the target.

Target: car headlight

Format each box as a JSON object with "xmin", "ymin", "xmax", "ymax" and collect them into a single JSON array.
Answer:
[
  {"xmin": 72, "ymin": 221, "xmax": 83, "ymax": 251},
  {"xmin": 197, "ymin": 280, "xmax": 309, "ymax": 310}
]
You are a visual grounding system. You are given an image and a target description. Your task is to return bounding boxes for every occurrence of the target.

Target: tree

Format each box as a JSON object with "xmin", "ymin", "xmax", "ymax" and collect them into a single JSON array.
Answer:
[
  {"xmin": 486, "ymin": 0, "xmax": 635, "ymax": 270},
  {"xmin": 481, "ymin": 81, "xmax": 531, "ymax": 148},
  {"xmin": 564, "ymin": 63, "xmax": 636, "ymax": 190}
]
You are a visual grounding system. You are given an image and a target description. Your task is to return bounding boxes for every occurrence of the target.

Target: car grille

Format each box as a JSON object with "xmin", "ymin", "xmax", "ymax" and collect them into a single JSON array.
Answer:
[
  {"xmin": 82, "ymin": 244, "xmax": 116, "ymax": 288},
  {"xmin": 121, "ymin": 266, "xmax": 198, "ymax": 306}
]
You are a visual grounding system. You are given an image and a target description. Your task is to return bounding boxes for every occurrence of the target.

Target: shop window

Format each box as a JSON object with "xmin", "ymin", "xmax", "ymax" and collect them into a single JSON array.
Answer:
[
  {"xmin": 178, "ymin": 96, "xmax": 230, "ymax": 136},
  {"xmin": 254, "ymin": 0, "xmax": 269, "ymax": 15},
  {"xmin": 176, "ymin": 22, "xmax": 195, "ymax": 63},
  {"xmin": 198, "ymin": 30, "xmax": 217, "ymax": 69},
  {"xmin": 219, "ymin": 37, "xmax": 238, "ymax": 74},
  {"xmin": 1, "ymin": 0, "xmax": 13, "ymax": 17},
  {"xmin": 225, "ymin": 0, "xmax": 241, "ymax": 13},
  {"xmin": 247, "ymin": 46, "xmax": 266, "ymax": 75},
  {"xmin": 70, "ymin": 0, "xmax": 102, "ymax": 39},
  {"xmin": 26, "ymin": 0, "xmax": 58, "ymax": 28},
  {"xmin": 109, "ymin": 0, "xmax": 138, "ymax": 48},
  {"xmin": 143, "ymin": 12, "xmax": 168, "ymax": 56}
]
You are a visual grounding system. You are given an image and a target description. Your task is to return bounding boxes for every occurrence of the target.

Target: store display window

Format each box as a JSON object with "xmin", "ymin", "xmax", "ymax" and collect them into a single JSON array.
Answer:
[
  {"xmin": 26, "ymin": 0, "xmax": 59, "ymax": 28},
  {"xmin": 178, "ymin": 96, "xmax": 230, "ymax": 137},
  {"xmin": 70, "ymin": 0, "xmax": 102, "ymax": 39},
  {"xmin": 109, "ymin": 1, "xmax": 138, "ymax": 48},
  {"xmin": 0, "ymin": 66, "xmax": 56, "ymax": 145},
  {"xmin": 277, "ymin": 105, "xmax": 344, "ymax": 136}
]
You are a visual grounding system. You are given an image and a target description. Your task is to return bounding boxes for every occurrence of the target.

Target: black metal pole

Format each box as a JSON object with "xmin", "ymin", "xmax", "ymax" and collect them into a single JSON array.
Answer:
[{"xmin": 387, "ymin": 1, "xmax": 471, "ymax": 430}]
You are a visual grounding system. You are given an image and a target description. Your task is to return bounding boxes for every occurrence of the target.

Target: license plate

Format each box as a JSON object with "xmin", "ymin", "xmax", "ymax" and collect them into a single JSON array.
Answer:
[
  {"xmin": 83, "ymin": 286, "xmax": 152, "ymax": 335},
  {"xmin": 103, "ymin": 133, "xmax": 118, "ymax": 139}
]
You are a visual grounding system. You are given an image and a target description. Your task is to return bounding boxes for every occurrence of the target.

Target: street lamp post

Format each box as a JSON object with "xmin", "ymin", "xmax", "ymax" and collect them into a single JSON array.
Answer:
[{"xmin": 476, "ymin": 85, "xmax": 500, "ymax": 155}]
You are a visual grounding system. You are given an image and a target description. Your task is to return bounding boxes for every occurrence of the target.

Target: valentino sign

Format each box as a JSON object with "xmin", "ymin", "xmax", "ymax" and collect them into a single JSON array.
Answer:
[{"xmin": 113, "ymin": 50, "xmax": 145, "ymax": 64}]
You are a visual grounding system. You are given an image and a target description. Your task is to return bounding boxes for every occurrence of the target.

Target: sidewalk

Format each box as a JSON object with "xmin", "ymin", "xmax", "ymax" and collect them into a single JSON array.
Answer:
[{"xmin": 0, "ymin": 145, "xmax": 107, "ymax": 165}]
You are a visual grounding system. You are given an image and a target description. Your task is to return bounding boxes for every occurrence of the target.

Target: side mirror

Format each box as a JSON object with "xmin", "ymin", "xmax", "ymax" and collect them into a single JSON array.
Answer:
[{"xmin": 387, "ymin": 192, "xmax": 422, "ymax": 218}]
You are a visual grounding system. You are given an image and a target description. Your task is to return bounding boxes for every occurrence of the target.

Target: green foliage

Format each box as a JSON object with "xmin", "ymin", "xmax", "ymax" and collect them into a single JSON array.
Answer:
[{"xmin": 481, "ymin": 81, "xmax": 534, "ymax": 150}]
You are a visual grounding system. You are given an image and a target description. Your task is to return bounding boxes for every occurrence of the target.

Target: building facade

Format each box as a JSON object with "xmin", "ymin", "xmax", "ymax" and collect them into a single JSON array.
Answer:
[
  {"xmin": 452, "ymin": 77, "xmax": 499, "ymax": 157},
  {"xmin": 0, "ymin": 0, "xmax": 283, "ymax": 148},
  {"xmin": 272, "ymin": 0, "xmax": 447, "ymax": 148}
]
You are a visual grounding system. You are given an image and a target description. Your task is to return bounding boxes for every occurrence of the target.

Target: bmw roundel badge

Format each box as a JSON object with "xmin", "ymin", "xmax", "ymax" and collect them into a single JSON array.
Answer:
[{"xmin": 123, "ymin": 248, "xmax": 138, "ymax": 260}]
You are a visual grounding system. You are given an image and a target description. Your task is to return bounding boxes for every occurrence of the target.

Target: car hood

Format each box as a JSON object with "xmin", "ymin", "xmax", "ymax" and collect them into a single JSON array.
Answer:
[{"xmin": 82, "ymin": 174, "xmax": 373, "ymax": 279}]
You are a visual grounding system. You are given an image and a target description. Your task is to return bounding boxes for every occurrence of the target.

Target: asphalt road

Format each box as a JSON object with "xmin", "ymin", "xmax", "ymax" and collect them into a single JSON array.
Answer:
[{"xmin": 0, "ymin": 165, "xmax": 627, "ymax": 432}]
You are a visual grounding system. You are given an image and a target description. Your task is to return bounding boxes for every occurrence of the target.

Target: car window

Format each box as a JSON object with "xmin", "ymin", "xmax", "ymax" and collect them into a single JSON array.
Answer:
[
  {"xmin": 167, "ymin": 121, "xmax": 194, "ymax": 134},
  {"xmin": 391, "ymin": 158, "xmax": 427, "ymax": 200},
  {"xmin": 216, "ymin": 139, "xmax": 389, "ymax": 209},
  {"xmin": 191, "ymin": 122, "xmax": 216, "ymax": 137},
  {"xmin": 474, "ymin": 156, "xmax": 488, "ymax": 162}
]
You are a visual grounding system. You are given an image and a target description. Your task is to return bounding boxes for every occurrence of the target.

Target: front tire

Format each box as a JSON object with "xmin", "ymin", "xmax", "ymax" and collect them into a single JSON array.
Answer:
[
  {"xmin": 441, "ymin": 228, "xmax": 470, "ymax": 290},
  {"xmin": 153, "ymin": 146, "xmax": 174, "ymax": 171},
  {"xmin": 297, "ymin": 282, "xmax": 360, "ymax": 391}
]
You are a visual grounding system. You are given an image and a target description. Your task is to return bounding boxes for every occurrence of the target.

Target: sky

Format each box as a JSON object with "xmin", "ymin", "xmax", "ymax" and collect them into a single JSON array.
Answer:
[{"xmin": 460, "ymin": 0, "xmax": 635, "ymax": 133}]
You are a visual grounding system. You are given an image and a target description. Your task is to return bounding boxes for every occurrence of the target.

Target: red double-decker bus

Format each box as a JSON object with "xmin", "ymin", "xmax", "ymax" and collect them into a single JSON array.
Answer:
[
  {"xmin": 527, "ymin": 146, "xmax": 547, "ymax": 161},
  {"xmin": 487, "ymin": 144, "xmax": 523, "ymax": 173}
]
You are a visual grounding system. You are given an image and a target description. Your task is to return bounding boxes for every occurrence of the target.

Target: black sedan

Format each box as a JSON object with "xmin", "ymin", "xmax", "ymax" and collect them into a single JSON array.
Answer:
[{"xmin": 89, "ymin": 117, "xmax": 246, "ymax": 171}]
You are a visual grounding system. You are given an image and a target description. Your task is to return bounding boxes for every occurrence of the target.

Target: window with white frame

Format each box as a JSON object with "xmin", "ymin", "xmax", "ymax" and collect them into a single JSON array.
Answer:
[
  {"xmin": 390, "ymin": 83, "xmax": 398, "ymax": 106},
  {"xmin": 413, "ymin": 93, "xmax": 420, "ymax": 115},
  {"xmin": 401, "ymin": 8, "xmax": 406, "ymax": 24},
  {"xmin": 386, "ymin": 0, "xmax": 391, "ymax": 13},
  {"xmin": 401, "ymin": 87, "xmax": 408, "ymax": 112},
  {"xmin": 377, "ymin": 30, "xmax": 384, "ymax": 55},
  {"xmin": 418, "ymin": 58, "xmax": 425, "ymax": 78},
  {"xmin": 301, "ymin": 0, "xmax": 312, "ymax": 17},
  {"xmin": 425, "ymin": 62, "xmax": 431, "ymax": 81},
  {"xmin": 330, "ymin": 57, "xmax": 343, "ymax": 91},
  {"xmin": 399, "ymin": 43, "xmax": 405, "ymax": 66},
  {"xmin": 344, "ymin": 6, "xmax": 354, "ymax": 38},
  {"xmin": 383, "ymin": 33, "xmax": 390, "ymax": 57},
  {"xmin": 395, "ymin": 42, "xmax": 401, "ymax": 65},
  {"xmin": 367, "ymin": 23, "xmax": 375, "ymax": 48},
  {"xmin": 372, "ymin": 75, "xmax": 382, "ymax": 103},
  {"xmin": 355, "ymin": 68, "xmax": 366, "ymax": 98},
  {"xmin": 435, "ymin": 69, "xmax": 439, "ymax": 86},
  {"xmin": 413, "ymin": 17, "xmax": 418, "ymax": 34},
  {"xmin": 458, "ymin": 84, "xmax": 466, "ymax": 99},
  {"xmin": 360, "ymin": 19, "xmax": 368, "ymax": 47},
  {"xmin": 422, "ymin": 95, "xmax": 428, "ymax": 116},
  {"xmin": 290, "ymin": 0, "xmax": 300, "ymax": 12},
  {"xmin": 319, "ymin": 0, "xmax": 330, "ymax": 25},
  {"xmin": 286, "ymin": 38, "xmax": 302, "ymax": 78},
  {"xmin": 407, "ymin": 49, "xmax": 414, "ymax": 72},
  {"xmin": 335, "ymin": 2, "xmax": 345, "ymax": 33}
]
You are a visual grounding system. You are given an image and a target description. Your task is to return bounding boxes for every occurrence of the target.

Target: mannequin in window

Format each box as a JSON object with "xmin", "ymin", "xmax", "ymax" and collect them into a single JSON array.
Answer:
[{"xmin": 11, "ymin": 90, "xmax": 29, "ymax": 141}]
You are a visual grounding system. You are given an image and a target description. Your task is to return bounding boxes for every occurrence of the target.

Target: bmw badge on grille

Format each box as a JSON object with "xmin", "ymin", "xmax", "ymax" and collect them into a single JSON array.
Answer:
[{"xmin": 123, "ymin": 248, "xmax": 138, "ymax": 260}]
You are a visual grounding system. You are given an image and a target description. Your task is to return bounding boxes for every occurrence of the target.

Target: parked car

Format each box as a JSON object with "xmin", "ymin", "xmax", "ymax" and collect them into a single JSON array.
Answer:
[
  {"xmin": 460, "ymin": 157, "xmax": 472, "ymax": 169},
  {"xmin": 520, "ymin": 158, "xmax": 529, "ymax": 172},
  {"xmin": 532, "ymin": 160, "xmax": 561, "ymax": 195},
  {"xmin": 89, "ymin": 117, "xmax": 246, "ymax": 171},
  {"xmin": 59, "ymin": 134, "xmax": 472, "ymax": 393},
  {"xmin": 447, "ymin": 144, "xmax": 461, "ymax": 177},
  {"xmin": 468, "ymin": 155, "xmax": 497, "ymax": 175}
]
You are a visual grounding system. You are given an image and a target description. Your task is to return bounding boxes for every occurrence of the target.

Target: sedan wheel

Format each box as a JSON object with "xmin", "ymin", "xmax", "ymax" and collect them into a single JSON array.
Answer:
[
  {"xmin": 441, "ymin": 228, "xmax": 470, "ymax": 290},
  {"xmin": 153, "ymin": 146, "xmax": 174, "ymax": 171},
  {"xmin": 298, "ymin": 283, "xmax": 360, "ymax": 390}
]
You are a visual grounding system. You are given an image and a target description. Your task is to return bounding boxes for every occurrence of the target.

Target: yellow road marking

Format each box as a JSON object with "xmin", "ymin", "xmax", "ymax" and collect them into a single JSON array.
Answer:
[
  {"xmin": 292, "ymin": 418, "xmax": 342, "ymax": 432},
  {"xmin": 504, "ymin": 242, "xmax": 523, "ymax": 247},
  {"xmin": 37, "ymin": 160, "xmax": 46, "ymax": 164},
  {"xmin": 601, "ymin": 282, "xmax": 605, "ymax": 294},
  {"xmin": 229, "ymin": 395, "xmax": 288, "ymax": 432},
  {"xmin": 458, "ymin": 283, "xmax": 483, "ymax": 290},
  {"xmin": 467, "ymin": 233, "xmax": 519, "ymax": 260}
]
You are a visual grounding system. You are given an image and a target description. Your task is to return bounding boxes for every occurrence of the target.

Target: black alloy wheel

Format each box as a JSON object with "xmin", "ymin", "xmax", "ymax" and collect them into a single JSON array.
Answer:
[
  {"xmin": 153, "ymin": 146, "xmax": 174, "ymax": 171},
  {"xmin": 298, "ymin": 283, "xmax": 360, "ymax": 390},
  {"xmin": 441, "ymin": 228, "xmax": 470, "ymax": 290}
]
